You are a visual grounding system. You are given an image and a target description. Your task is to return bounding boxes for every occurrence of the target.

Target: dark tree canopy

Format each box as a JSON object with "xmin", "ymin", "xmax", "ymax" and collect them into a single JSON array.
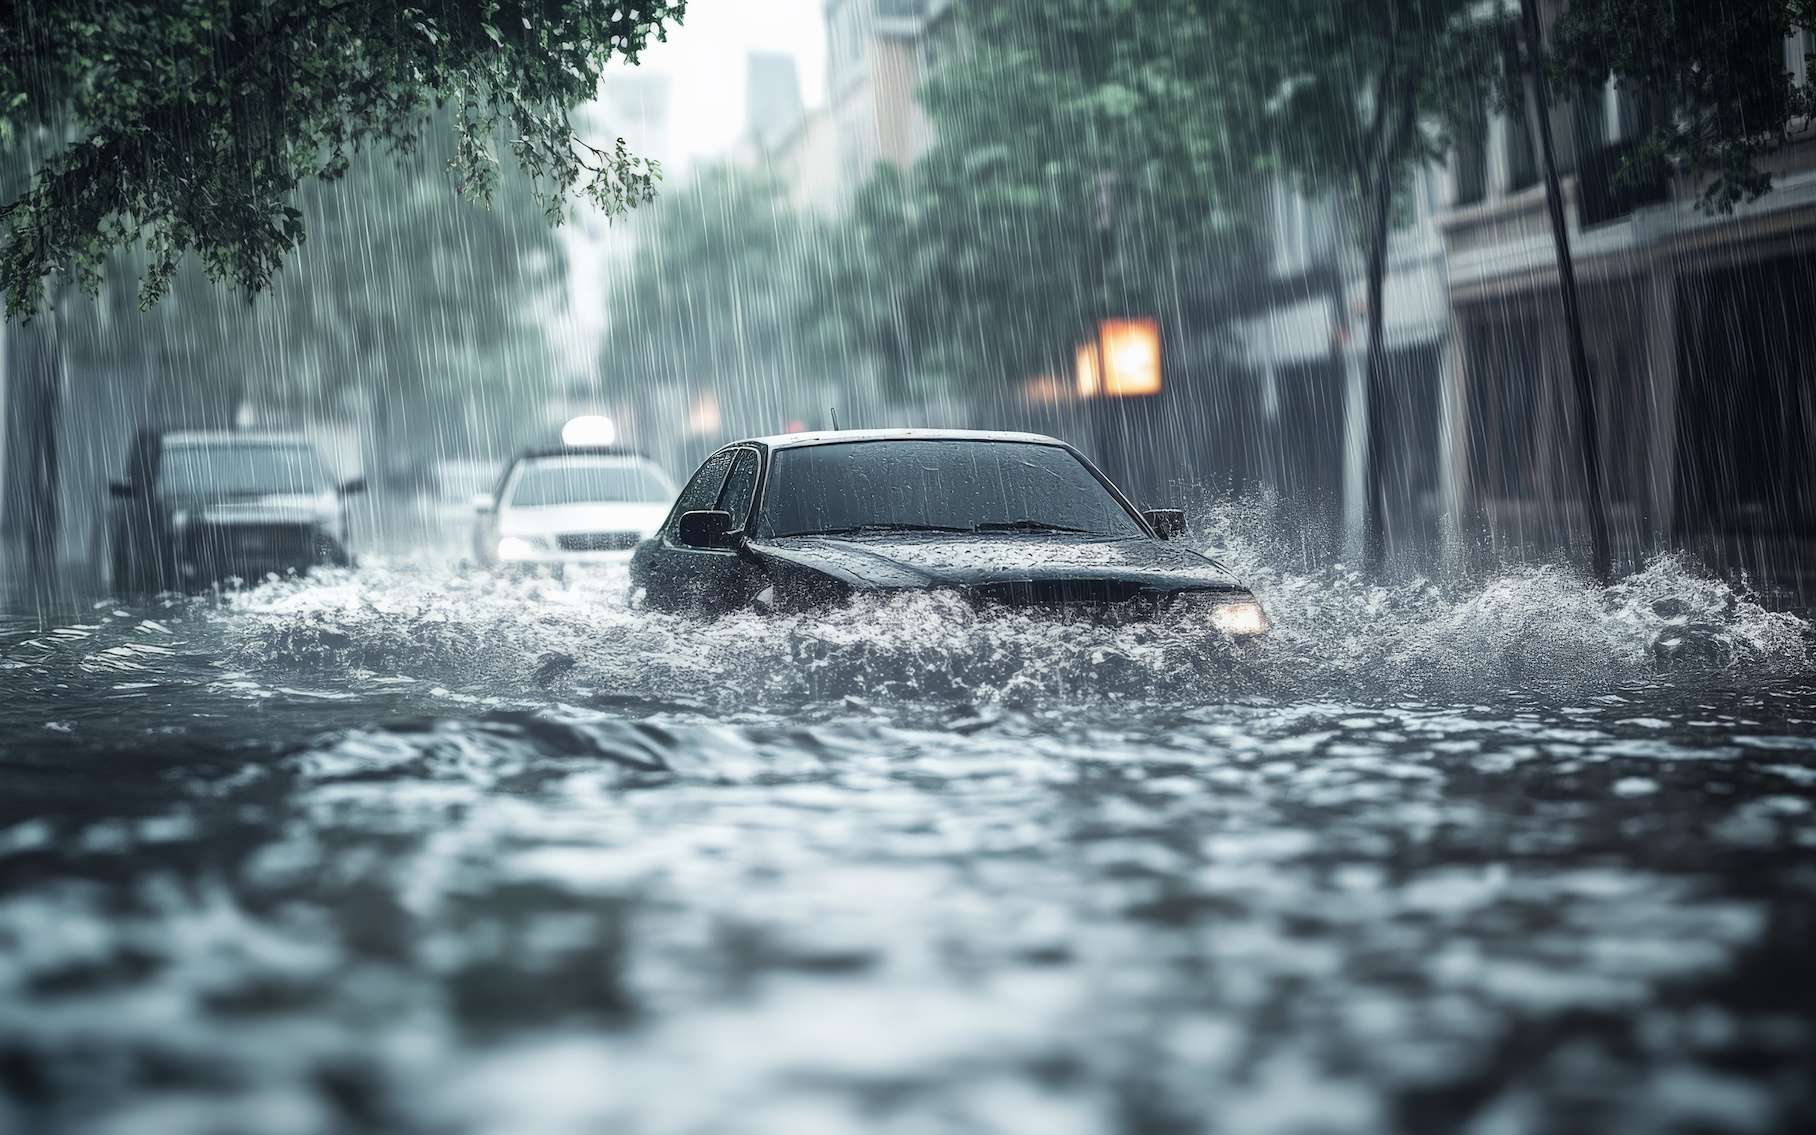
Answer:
[
  {"xmin": 1555, "ymin": 0, "xmax": 1816, "ymax": 212},
  {"xmin": 0, "ymin": 0, "xmax": 686, "ymax": 316},
  {"xmin": 598, "ymin": 168, "xmax": 835, "ymax": 400},
  {"xmin": 820, "ymin": 0, "xmax": 1274, "ymax": 395}
]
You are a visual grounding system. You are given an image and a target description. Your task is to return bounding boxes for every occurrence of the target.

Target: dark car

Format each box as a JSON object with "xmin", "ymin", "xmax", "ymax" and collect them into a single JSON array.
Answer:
[
  {"xmin": 98, "ymin": 430, "xmax": 365, "ymax": 594},
  {"xmin": 629, "ymin": 429, "xmax": 1269, "ymax": 633}
]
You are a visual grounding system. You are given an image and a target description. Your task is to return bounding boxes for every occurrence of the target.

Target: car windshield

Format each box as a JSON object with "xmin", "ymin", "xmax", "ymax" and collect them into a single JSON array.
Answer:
[
  {"xmin": 758, "ymin": 440, "xmax": 1145, "ymax": 539},
  {"xmin": 434, "ymin": 461, "xmax": 498, "ymax": 503},
  {"xmin": 158, "ymin": 442, "xmax": 333, "ymax": 498},
  {"xmin": 507, "ymin": 459, "xmax": 675, "ymax": 507}
]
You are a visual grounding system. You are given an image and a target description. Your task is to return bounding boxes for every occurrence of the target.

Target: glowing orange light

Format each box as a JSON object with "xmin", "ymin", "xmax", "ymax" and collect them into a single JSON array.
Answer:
[
  {"xmin": 1075, "ymin": 342, "xmax": 1101, "ymax": 399},
  {"xmin": 1023, "ymin": 375, "xmax": 1068, "ymax": 404},
  {"xmin": 1098, "ymin": 317, "xmax": 1161, "ymax": 397}
]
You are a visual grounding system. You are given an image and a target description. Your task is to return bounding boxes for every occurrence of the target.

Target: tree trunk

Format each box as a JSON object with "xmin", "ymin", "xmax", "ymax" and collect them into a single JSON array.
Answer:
[
  {"xmin": 1521, "ymin": 0, "xmax": 1612, "ymax": 584},
  {"xmin": 1355, "ymin": 36, "xmax": 1427, "ymax": 577},
  {"xmin": 1, "ymin": 312, "xmax": 64, "ymax": 612},
  {"xmin": 1359, "ymin": 72, "xmax": 1423, "ymax": 575}
]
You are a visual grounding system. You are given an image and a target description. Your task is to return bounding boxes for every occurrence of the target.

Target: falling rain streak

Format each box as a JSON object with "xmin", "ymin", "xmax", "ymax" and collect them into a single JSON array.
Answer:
[{"xmin": 2, "ymin": 2, "xmax": 1815, "ymax": 1134}]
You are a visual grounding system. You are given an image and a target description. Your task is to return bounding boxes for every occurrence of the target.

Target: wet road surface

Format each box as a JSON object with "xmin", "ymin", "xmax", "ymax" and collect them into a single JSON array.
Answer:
[{"xmin": 1, "ymin": 530, "xmax": 1813, "ymax": 1135}]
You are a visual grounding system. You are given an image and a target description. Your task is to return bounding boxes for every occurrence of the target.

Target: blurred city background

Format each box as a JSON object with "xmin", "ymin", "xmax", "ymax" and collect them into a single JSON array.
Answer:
[
  {"xmin": 3, "ymin": 0, "xmax": 1813, "ymax": 606},
  {"xmin": 6, "ymin": 7, "xmax": 1816, "ymax": 1133}
]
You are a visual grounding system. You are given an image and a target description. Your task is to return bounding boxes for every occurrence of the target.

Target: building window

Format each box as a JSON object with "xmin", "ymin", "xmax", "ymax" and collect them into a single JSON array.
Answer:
[
  {"xmin": 1272, "ymin": 180, "xmax": 1310, "ymax": 271},
  {"xmin": 1506, "ymin": 100, "xmax": 1539, "ymax": 192},
  {"xmin": 1551, "ymin": 87, "xmax": 1608, "ymax": 177},
  {"xmin": 1453, "ymin": 96, "xmax": 1488, "ymax": 206},
  {"xmin": 1788, "ymin": 25, "xmax": 1812, "ymax": 90}
]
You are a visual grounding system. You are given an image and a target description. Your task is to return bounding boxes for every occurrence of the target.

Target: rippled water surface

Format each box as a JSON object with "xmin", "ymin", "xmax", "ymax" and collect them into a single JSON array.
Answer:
[{"xmin": 2, "ymin": 523, "xmax": 1814, "ymax": 1134}]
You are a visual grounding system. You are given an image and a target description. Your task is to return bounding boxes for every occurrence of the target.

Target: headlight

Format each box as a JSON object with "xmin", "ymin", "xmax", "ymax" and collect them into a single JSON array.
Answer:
[
  {"xmin": 495, "ymin": 535, "xmax": 545, "ymax": 561},
  {"xmin": 1209, "ymin": 598, "xmax": 1270, "ymax": 637}
]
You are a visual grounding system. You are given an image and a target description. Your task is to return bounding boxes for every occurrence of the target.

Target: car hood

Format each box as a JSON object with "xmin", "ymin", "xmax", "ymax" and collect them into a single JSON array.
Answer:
[
  {"xmin": 500, "ymin": 502, "xmax": 669, "ymax": 537},
  {"xmin": 751, "ymin": 533, "xmax": 1247, "ymax": 593},
  {"xmin": 164, "ymin": 493, "xmax": 337, "ymax": 525}
]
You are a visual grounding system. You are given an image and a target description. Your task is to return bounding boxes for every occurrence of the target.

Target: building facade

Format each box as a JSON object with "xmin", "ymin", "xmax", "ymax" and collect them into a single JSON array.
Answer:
[
  {"xmin": 751, "ymin": 0, "xmax": 952, "ymax": 211},
  {"xmin": 1234, "ymin": 170, "xmax": 1457, "ymax": 568},
  {"xmin": 1225, "ymin": 14, "xmax": 1816, "ymax": 590},
  {"xmin": 1439, "ymin": 20, "xmax": 1816, "ymax": 591}
]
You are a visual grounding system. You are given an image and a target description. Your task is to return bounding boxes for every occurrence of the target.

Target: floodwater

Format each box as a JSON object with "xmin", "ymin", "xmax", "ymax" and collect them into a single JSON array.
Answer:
[{"xmin": 1, "ymin": 515, "xmax": 1813, "ymax": 1135}]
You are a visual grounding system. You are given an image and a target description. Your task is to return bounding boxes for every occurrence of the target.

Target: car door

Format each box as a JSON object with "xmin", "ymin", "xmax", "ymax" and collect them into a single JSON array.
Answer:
[
  {"xmin": 694, "ymin": 447, "xmax": 765, "ymax": 613},
  {"xmin": 638, "ymin": 449, "xmax": 736, "ymax": 611},
  {"xmin": 474, "ymin": 460, "xmax": 518, "ymax": 563}
]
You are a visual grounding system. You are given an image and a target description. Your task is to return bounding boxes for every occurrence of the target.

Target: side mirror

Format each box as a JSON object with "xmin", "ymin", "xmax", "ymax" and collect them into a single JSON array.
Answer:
[
  {"xmin": 1144, "ymin": 508, "xmax": 1186, "ymax": 539},
  {"xmin": 108, "ymin": 481, "xmax": 135, "ymax": 499},
  {"xmin": 338, "ymin": 476, "xmax": 368, "ymax": 496},
  {"xmin": 676, "ymin": 509, "xmax": 736, "ymax": 550},
  {"xmin": 471, "ymin": 493, "xmax": 495, "ymax": 513}
]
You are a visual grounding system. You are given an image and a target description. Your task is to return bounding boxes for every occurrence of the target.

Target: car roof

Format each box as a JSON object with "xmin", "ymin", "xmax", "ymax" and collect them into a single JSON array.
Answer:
[
  {"xmin": 158, "ymin": 430, "xmax": 314, "ymax": 447},
  {"xmin": 739, "ymin": 428, "xmax": 1069, "ymax": 451},
  {"xmin": 512, "ymin": 446, "xmax": 653, "ymax": 463}
]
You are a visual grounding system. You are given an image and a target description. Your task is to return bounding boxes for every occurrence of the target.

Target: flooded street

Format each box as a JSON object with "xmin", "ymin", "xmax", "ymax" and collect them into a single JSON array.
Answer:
[
  {"xmin": 3, "ymin": 525, "xmax": 1812, "ymax": 1135},
  {"xmin": 8, "ymin": 0, "xmax": 1816, "ymax": 1131}
]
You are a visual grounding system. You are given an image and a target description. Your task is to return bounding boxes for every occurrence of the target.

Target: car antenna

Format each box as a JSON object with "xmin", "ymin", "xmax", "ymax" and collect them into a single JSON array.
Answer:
[{"xmin": 830, "ymin": 407, "xmax": 841, "ymax": 431}]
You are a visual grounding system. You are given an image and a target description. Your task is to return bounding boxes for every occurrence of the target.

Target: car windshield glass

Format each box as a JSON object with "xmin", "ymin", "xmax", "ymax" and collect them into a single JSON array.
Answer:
[
  {"xmin": 758, "ymin": 440, "xmax": 1144, "ymax": 539},
  {"xmin": 507, "ymin": 459, "xmax": 675, "ymax": 507},
  {"xmin": 435, "ymin": 461, "xmax": 498, "ymax": 503},
  {"xmin": 158, "ymin": 443, "xmax": 333, "ymax": 498}
]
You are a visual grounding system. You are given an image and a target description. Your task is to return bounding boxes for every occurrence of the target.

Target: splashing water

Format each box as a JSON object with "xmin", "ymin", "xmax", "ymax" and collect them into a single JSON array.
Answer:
[
  {"xmin": 199, "ymin": 516, "xmax": 1811, "ymax": 716},
  {"xmin": 2, "ymin": 509, "xmax": 1813, "ymax": 1135}
]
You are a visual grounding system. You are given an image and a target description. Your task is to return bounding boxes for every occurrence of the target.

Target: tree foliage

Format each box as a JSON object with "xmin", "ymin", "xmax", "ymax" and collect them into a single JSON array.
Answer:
[
  {"xmin": 1244, "ymin": 0, "xmax": 1502, "ymax": 214},
  {"xmin": 57, "ymin": 117, "xmax": 564, "ymax": 463},
  {"xmin": 266, "ymin": 121, "xmax": 565, "ymax": 419},
  {"xmin": 598, "ymin": 167, "xmax": 840, "ymax": 404},
  {"xmin": 0, "ymin": 0, "xmax": 685, "ymax": 317},
  {"xmin": 1219, "ymin": 0, "xmax": 1503, "ymax": 570},
  {"xmin": 1554, "ymin": 0, "xmax": 1816, "ymax": 212},
  {"xmin": 819, "ymin": 0, "xmax": 1274, "ymax": 395}
]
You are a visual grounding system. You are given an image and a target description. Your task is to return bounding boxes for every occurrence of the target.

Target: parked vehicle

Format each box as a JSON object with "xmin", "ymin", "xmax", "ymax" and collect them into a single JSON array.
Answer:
[
  {"xmin": 97, "ymin": 430, "xmax": 365, "ymax": 594},
  {"xmin": 472, "ymin": 447, "xmax": 677, "ymax": 568},
  {"xmin": 630, "ymin": 429, "xmax": 1269, "ymax": 633}
]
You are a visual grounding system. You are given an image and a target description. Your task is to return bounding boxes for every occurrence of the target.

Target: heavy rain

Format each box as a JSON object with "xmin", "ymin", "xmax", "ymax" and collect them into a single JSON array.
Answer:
[{"xmin": 1, "ymin": 2, "xmax": 1814, "ymax": 1133}]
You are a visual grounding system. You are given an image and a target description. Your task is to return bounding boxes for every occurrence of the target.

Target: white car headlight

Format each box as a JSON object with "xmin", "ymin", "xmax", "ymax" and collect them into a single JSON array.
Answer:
[
  {"xmin": 1208, "ymin": 597, "xmax": 1270, "ymax": 637},
  {"xmin": 496, "ymin": 535, "xmax": 545, "ymax": 561}
]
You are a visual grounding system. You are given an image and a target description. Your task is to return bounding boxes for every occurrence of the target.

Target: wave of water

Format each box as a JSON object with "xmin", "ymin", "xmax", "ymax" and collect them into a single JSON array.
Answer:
[
  {"xmin": 205, "ymin": 516, "xmax": 1810, "ymax": 717},
  {"xmin": 4, "ymin": 506, "xmax": 1815, "ymax": 1135}
]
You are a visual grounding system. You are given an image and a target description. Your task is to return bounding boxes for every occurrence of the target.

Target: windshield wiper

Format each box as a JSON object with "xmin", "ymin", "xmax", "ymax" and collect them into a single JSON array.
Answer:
[
  {"xmin": 805, "ymin": 523, "xmax": 974, "ymax": 536},
  {"xmin": 971, "ymin": 520, "xmax": 1090, "ymax": 534}
]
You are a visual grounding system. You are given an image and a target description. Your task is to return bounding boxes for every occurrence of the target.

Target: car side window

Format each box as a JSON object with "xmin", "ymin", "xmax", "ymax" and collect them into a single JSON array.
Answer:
[
  {"xmin": 717, "ymin": 450, "xmax": 760, "ymax": 531},
  {"xmin": 667, "ymin": 451, "xmax": 735, "ymax": 533},
  {"xmin": 491, "ymin": 462, "xmax": 519, "ymax": 504},
  {"xmin": 127, "ymin": 432, "xmax": 162, "ymax": 489}
]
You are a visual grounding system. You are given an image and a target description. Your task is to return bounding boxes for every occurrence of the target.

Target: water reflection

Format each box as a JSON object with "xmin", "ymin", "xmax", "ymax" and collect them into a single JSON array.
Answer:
[{"xmin": 0, "ymin": 528, "xmax": 1812, "ymax": 1134}]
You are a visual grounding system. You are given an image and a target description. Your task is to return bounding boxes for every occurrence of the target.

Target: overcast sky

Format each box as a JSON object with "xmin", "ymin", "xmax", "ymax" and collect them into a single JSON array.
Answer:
[
  {"xmin": 556, "ymin": 2, "xmax": 829, "ymax": 373},
  {"xmin": 638, "ymin": 0, "xmax": 828, "ymax": 168}
]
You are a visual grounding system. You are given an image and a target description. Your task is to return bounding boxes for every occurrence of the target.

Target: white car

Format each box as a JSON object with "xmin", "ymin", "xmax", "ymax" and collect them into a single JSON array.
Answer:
[{"xmin": 474, "ymin": 448, "xmax": 678, "ymax": 568}]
